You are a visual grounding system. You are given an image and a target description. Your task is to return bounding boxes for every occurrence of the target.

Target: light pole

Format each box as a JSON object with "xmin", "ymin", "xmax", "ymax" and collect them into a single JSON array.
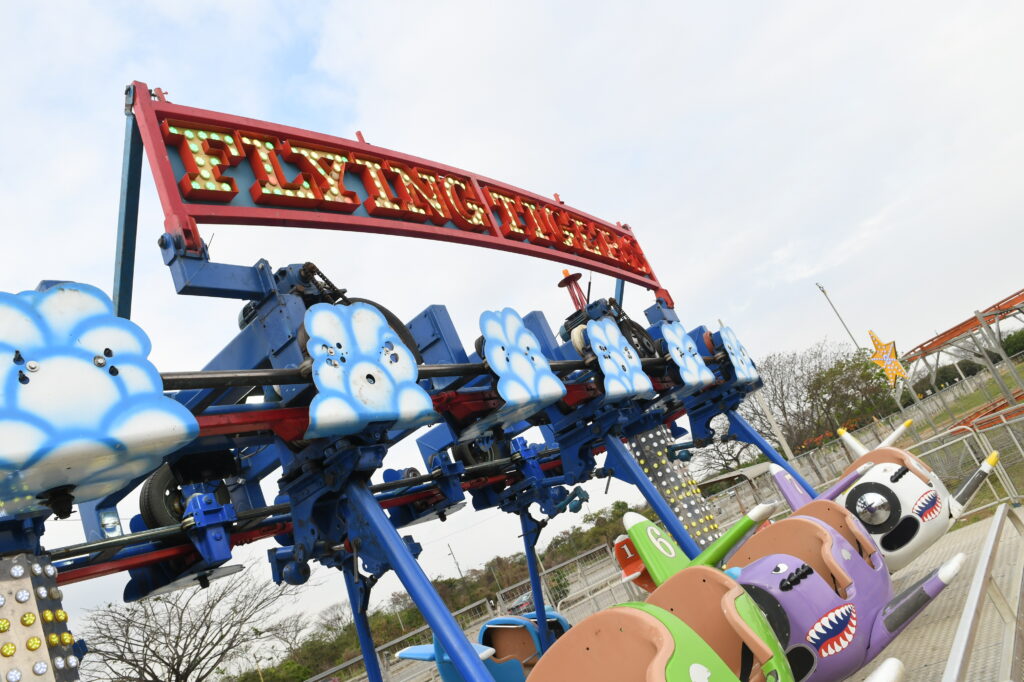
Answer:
[
  {"xmin": 816, "ymin": 282, "xmax": 861, "ymax": 349},
  {"xmin": 448, "ymin": 543, "xmax": 464, "ymax": 579}
]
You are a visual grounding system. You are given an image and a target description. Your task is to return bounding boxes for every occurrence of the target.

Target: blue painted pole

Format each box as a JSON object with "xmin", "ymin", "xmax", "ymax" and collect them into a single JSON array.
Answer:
[
  {"xmin": 603, "ymin": 435, "xmax": 701, "ymax": 558},
  {"xmin": 520, "ymin": 514, "xmax": 553, "ymax": 652},
  {"xmin": 113, "ymin": 85, "xmax": 144, "ymax": 320},
  {"xmin": 342, "ymin": 567, "xmax": 385, "ymax": 682},
  {"xmin": 614, "ymin": 278, "xmax": 625, "ymax": 305},
  {"xmin": 726, "ymin": 410, "xmax": 818, "ymax": 498},
  {"xmin": 345, "ymin": 482, "xmax": 492, "ymax": 681}
]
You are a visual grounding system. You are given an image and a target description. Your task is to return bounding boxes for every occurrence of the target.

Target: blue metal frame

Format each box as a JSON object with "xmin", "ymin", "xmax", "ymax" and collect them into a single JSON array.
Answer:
[
  {"xmin": 0, "ymin": 83, "xmax": 842, "ymax": 682},
  {"xmin": 112, "ymin": 84, "xmax": 144, "ymax": 320}
]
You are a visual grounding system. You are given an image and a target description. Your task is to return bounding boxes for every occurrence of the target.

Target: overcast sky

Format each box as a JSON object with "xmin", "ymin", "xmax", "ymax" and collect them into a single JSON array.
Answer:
[{"xmin": 2, "ymin": 1, "xmax": 1023, "ymax": 636}]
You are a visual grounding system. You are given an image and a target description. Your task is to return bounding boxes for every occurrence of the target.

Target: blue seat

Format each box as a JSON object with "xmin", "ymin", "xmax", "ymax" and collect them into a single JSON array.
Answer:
[{"xmin": 395, "ymin": 637, "xmax": 525, "ymax": 682}]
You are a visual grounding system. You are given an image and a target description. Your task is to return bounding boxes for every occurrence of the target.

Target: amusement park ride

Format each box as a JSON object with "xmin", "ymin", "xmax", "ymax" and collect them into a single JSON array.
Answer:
[{"xmin": 0, "ymin": 82, "xmax": 1002, "ymax": 681}]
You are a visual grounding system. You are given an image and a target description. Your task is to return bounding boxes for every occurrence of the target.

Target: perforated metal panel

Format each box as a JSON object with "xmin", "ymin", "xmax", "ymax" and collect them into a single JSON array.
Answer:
[
  {"xmin": 0, "ymin": 553, "xmax": 79, "ymax": 680},
  {"xmin": 627, "ymin": 425, "xmax": 722, "ymax": 548}
]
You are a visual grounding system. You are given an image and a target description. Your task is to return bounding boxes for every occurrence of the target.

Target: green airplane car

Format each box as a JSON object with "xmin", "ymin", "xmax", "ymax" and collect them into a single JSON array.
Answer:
[{"xmin": 531, "ymin": 503, "xmax": 794, "ymax": 682}]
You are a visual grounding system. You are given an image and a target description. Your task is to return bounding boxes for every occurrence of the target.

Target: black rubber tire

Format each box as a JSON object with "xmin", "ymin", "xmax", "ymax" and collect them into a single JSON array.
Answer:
[
  {"xmin": 139, "ymin": 463, "xmax": 185, "ymax": 529},
  {"xmin": 619, "ymin": 319, "xmax": 658, "ymax": 358},
  {"xmin": 139, "ymin": 464, "xmax": 232, "ymax": 530}
]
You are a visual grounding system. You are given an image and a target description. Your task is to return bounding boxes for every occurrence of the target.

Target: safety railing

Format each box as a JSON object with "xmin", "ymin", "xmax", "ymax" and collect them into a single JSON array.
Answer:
[{"xmin": 942, "ymin": 504, "xmax": 1024, "ymax": 681}]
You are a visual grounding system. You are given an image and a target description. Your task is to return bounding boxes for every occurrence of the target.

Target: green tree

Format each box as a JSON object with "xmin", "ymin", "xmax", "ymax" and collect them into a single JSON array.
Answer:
[{"xmin": 1003, "ymin": 328, "xmax": 1024, "ymax": 358}]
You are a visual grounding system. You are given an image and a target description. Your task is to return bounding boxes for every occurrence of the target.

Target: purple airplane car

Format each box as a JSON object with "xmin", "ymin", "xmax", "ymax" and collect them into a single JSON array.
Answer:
[{"xmin": 726, "ymin": 499, "xmax": 963, "ymax": 681}]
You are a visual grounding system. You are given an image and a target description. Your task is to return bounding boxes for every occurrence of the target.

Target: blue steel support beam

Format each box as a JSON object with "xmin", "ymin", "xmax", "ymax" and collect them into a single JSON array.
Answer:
[
  {"xmin": 603, "ymin": 434, "xmax": 702, "ymax": 558},
  {"xmin": 345, "ymin": 482, "xmax": 492, "ymax": 682},
  {"xmin": 343, "ymin": 566, "xmax": 385, "ymax": 682},
  {"xmin": 112, "ymin": 85, "xmax": 144, "ymax": 319},
  {"xmin": 614, "ymin": 278, "xmax": 625, "ymax": 306},
  {"xmin": 726, "ymin": 410, "xmax": 818, "ymax": 498},
  {"xmin": 520, "ymin": 514, "xmax": 553, "ymax": 653}
]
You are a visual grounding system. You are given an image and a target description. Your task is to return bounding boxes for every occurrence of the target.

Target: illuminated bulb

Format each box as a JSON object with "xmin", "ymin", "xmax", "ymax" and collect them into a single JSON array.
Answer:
[
  {"xmin": 184, "ymin": 130, "xmax": 195, "ymax": 139},
  {"xmin": 46, "ymin": 634, "xmax": 57, "ymax": 647},
  {"xmin": 6, "ymin": 669, "xmax": 20, "ymax": 682},
  {"xmin": 54, "ymin": 611, "xmax": 67, "ymax": 623},
  {"xmin": 25, "ymin": 638, "xmax": 39, "ymax": 651},
  {"xmin": 66, "ymin": 656, "xmax": 79, "ymax": 669},
  {"xmin": 0, "ymin": 621, "xmax": 8, "ymax": 634},
  {"xmin": 0, "ymin": 643, "xmax": 14, "ymax": 657},
  {"xmin": 34, "ymin": 588, "xmax": 46, "ymax": 600},
  {"xmin": 0, "ymin": 596, "xmax": 5, "ymax": 607},
  {"xmin": 189, "ymin": 143, "xmax": 199, "ymax": 153},
  {"xmin": 29, "ymin": 565, "xmax": 41, "ymax": 576},
  {"xmin": 264, "ymin": 141, "xmax": 274, "ymax": 150},
  {"xmin": 53, "ymin": 658, "xmax": 64, "ymax": 670},
  {"xmin": 31, "ymin": 662, "xmax": 46, "ymax": 676},
  {"xmin": 20, "ymin": 613, "xmax": 35, "ymax": 627},
  {"xmin": 9, "ymin": 565, "xmax": 24, "ymax": 579},
  {"xmin": 168, "ymin": 126, "xmax": 179, "ymax": 134},
  {"xmin": 14, "ymin": 591, "xmax": 28, "ymax": 604},
  {"xmin": 40, "ymin": 611, "xmax": 52, "ymax": 624},
  {"xmin": 210, "ymin": 132, "xmax": 220, "ymax": 141},
  {"xmin": 198, "ymin": 131, "xmax": 208, "ymax": 139},
  {"xmin": 59, "ymin": 633, "xmax": 72, "ymax": 646},
  {"xmin": 205, "ymin": 181, "xmax": 215, "ymax": 190},
  {"xmin": 220, "ymin": 183, "xmax": 230, "ymax": 191}
]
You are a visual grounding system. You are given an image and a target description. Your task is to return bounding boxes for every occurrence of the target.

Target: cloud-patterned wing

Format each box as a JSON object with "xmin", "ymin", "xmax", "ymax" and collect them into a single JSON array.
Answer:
[
  {"xmin": 660, "ymin": 321, "xmax": 715, "ymax": 393},
  {"xmin": 720, "ymin": 326, "xmax": 759, "ymax": 385},
  {"xmin": 585, "ymin": 317, "xmax": 655, "ymax": 402},
  {"xmin": 459, "ymin": 308, "xmax": 566, "ymax": 441},
  {"xmin": 305, "ymin": 302, "xmax": 437, "ymax": 438},
  {"xmin": 0, "ymin": 282, "xmax": 198, "ymax": 516}
]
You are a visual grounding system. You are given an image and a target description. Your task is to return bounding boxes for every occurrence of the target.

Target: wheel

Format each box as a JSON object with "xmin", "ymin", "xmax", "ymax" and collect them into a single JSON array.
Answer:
[
  {"xmin": 139, "ymin": 463, "xmax": 232, "ymax": 529},
  {"xmin": 139, "ymin": 464, "xmax": 185, "ymax": 529},
  {"xmin": 570, "ymin": 325, "xmax": 589, "ymax": 356},
  {"xmin": 618, "ymin": 319, "xmax": 658, "ymax": 358}
]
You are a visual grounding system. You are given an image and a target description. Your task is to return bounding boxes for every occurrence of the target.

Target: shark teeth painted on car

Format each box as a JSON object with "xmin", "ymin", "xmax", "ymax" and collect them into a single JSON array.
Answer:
[
  {"xmin": 913, "ymin": 490, "xmax": 942, "ymax": 522},
  {"xmin": 806, "ymin": 603, "xmax": 857, "ymax": 658}
]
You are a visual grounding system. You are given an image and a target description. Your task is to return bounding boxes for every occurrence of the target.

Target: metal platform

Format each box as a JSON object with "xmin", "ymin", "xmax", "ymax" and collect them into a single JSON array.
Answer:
[{"xmin": 855, "ymin": 509, "xmax": 1024, "ymax": 681}]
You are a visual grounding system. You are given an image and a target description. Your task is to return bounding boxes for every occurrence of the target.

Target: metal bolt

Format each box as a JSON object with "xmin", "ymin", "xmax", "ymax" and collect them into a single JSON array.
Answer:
[
  {"xmin": 25, "ymin": 361, "xmax": 38, "ymax": 372},
  {"xmin": 93, "ymin": 356, "xmax": 106, "ymax": 367}
]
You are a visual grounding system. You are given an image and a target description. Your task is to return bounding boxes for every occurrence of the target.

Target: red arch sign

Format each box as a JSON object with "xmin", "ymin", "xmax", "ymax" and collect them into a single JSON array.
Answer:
[{"xmin": 131, "ymin": 82, "xmax": 671, "ymax": 304}]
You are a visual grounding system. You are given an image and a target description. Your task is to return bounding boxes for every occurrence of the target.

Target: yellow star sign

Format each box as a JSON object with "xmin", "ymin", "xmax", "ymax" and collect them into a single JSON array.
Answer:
[{"xmin": 869, "ymin": 330, "xmax": 907, "ymax": 386}]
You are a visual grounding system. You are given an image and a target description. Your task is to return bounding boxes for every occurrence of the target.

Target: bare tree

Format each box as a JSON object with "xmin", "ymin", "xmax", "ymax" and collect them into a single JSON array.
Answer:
[
  {"xmin": 691, "ymin": 340, "xmax": 895, "ymax": 477},
  {"xmin": 313, "ymin": 602, "xmax": 354, "ymax": 641},
  {"xmin": 82, "ymin": 567, "xmax": 304, "ymax": 682}
]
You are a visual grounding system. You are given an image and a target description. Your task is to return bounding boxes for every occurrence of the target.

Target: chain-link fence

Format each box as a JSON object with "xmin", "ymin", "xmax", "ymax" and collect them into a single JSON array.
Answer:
[
  {"xmin": 307, "ymin": 598, "xmax": 496, "ymax": 682},
  {"xmin": 308, "ymin": 545, "xmax": 627, "ymax": 682},
  {"xmin": 494, "ymin": 544, "xmax": 618, "ymax": 616}
]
